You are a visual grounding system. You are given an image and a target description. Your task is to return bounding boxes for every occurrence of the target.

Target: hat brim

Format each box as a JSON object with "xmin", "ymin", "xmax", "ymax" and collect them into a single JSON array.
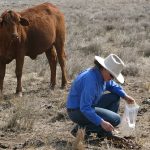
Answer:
[{"xmin": 95, "ymin": 56, "xmax": 124, "ymax": 84}]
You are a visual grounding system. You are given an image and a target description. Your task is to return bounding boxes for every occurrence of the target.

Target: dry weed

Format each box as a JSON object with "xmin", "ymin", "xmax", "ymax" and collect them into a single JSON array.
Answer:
[
  {"xmin": 122, "ymin": 63, "xmax": 140, "ymax": 76},
  {"xmin": 140, "ymin": 41, "xmax": 150, "ymax": 57},
  {"xmin": 143, "ymin": 82, "xmax": 150, "ymax": 93},
  {"xmin": 2, "ymin": 98, "xmax": 36, "ymax": 131},
  {"xmin": 72, "ymin": 128, "xmax": 85, "ymax": 150}
]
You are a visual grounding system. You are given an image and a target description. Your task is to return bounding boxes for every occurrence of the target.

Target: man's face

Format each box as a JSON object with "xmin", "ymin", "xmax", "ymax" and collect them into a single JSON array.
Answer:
[{"xmin": 101, "ymin": 68, "xmax": 114, "ymax": 81}]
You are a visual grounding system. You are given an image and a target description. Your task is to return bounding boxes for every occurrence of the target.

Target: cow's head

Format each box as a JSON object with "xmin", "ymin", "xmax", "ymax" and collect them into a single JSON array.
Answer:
[{"xmin": 0, "ymin": 10, "xmax": 29, "ymax": 41}]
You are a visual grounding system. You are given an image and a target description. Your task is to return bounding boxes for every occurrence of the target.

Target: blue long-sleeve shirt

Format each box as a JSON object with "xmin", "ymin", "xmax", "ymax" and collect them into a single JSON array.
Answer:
[{"xmin": 66, "ymin": 67, "xmax": 126, "ymax": 126}]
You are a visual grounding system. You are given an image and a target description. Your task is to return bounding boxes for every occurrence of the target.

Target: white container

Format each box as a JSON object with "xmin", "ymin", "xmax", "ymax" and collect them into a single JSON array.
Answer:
[
  {"xmin": 119, "ymin": 102, "xmax": 140, "ymax": 136},
  {"xmin": 124, "ymin": 103, "xmax": 139, "ymax": 128}
]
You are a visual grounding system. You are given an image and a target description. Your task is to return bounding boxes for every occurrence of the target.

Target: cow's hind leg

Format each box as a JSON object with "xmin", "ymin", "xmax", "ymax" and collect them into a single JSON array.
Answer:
[
  {"xmin": 45, "ymin": 47, "xmax": 57, "ymax": 90},
  {"xmin": 0, "ymin": 63, "xmax": 6, "ymax": 99},
  {"xmin": 54, "ymin": 41, "xmax": 67, "ymax": 88}
]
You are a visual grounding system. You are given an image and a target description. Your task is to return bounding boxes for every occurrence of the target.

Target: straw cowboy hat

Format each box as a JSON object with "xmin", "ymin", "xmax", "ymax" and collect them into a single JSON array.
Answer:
[{"xmin": 95, "ymin": 54, "xmax": 125, "ymax": 84}]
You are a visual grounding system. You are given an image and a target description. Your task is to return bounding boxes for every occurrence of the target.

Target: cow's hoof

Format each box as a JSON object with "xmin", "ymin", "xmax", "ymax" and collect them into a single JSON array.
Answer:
[
  {"xmin": 16, "ymin": 92, "xmax": 22, "ymax": 97},
  {"xmin": 61, "ymin": 84, "xmax": 67, "ymax": 89}
]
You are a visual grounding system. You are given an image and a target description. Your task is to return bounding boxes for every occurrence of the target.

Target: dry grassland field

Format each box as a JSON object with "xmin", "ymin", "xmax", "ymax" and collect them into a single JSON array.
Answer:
[{"xmin": 0, "ymin": 0, "xmax": 150, "ymax": 149}]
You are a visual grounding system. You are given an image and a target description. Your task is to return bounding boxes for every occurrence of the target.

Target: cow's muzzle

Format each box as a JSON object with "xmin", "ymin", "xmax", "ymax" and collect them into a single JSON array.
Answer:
[{"xmin": 11, "ymin": 33, "xmax": 19, "ymax": 40}]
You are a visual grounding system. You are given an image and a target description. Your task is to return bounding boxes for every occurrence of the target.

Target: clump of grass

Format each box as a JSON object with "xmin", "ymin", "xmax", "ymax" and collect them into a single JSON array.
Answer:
[
  {"xmin": 3, "ymin": 109, "xmax": 34, "ymax": 132},
  {"xmin": 143, "ymin": 82, "xmax": 150, "ymax": 93},
  {"xmin": 67, "ymin": 52, "xmax": 94, "ymax": 80},
  {"xmin": 115, "ymin": 47, "xmax": 142, "ymax": 77},
  {"xmin": 104, "ymin": 24, "xmax": 115, "ymax": 31},
  {"xmin": 117, "ymin": 47, "xmax": 139, "ymax": 64},
  {"xmin": 122, "ymin": 63, "xmax": 140, "ymax": 77},
  {"xmin": 115, "ymin": 31, "xmax": 136, "ymax": 47},
  {"xmin": 140, "ymin": 41, "xmax": 150, "ymax": 57},
  {"xmin": 2, "ymin": 98, "xmax": 36, "ymax": 132},
  {"xmin": 2, "ymin": 111, "xmax": 19, "ymax": 131},
  {"xmin": 72, "ymin": 128, "xmax": 85, "ymax": 150},
  {"xmin": 80, "ymin": 40, "xmax": 102, "ymax": 56},
  {"xmin": 67, "ymin": 52, "xmax": 84, "ymax": 79}
]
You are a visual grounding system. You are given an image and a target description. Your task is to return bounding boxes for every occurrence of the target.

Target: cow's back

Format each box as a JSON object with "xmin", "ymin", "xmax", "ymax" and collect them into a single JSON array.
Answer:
[
  {"xmin": 20, "ymin": 3, "xmax": 65, "ymax": 58},
  {"xmin": 21, "ymin": 3, "xmax": 62, "ymax": 18}
]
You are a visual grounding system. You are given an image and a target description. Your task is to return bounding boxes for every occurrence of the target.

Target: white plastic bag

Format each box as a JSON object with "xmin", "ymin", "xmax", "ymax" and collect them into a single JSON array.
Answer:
[{"xmin": 120, "ymin": 102, "xmax": 139, "ymax": 136}]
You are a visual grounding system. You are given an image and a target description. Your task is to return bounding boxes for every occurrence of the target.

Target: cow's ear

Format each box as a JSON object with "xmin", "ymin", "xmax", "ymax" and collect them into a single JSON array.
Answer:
[{"xmin": 19, "ymin": 17, "xmax": 29, "ymax": 26}]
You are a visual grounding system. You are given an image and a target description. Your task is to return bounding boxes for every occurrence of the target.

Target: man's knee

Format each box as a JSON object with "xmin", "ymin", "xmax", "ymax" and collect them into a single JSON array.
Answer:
[{"xmin": 112, "ymin": 114, "xmax": 121, "ymax": 126}]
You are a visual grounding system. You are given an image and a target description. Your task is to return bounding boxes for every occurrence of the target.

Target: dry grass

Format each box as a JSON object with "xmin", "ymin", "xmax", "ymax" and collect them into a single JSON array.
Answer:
[
  {"xmin": 72, "ymin": 128, "xmax": 85, "ymax": 150},
  {"xmin": 143, "ymin": 82, "xmax": 150, "ymax": 93},
  {"xmin": 1, "ymin": 98, "xmax": 36, "ymax": 132},
  {"xmin": 140, "ymin": 41, "xmax": 150, "ymax": 57},
  {"xmin": 64, "ymin": 0, "xmax": 150, "ymax": 81}
]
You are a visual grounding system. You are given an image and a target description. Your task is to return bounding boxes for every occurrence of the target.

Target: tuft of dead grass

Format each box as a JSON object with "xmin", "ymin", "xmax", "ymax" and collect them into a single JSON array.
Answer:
[
  {"xmin": 143, "ymin": 82, "xmax": 150, "ymax": 93},
  {"xmin": 122, "ymin": 63, "xmax": 140, "ymax": 77},
  {"xmin": 140, "ymin": 41, "xmax": 150, "ymax": 57},
  {"xmin": 1, "ymin": 98, "xmax": 36, "ymax": 132},
  {"xmin": 72, "ymin": 128, "xmax": 85, "ymax": 150}
]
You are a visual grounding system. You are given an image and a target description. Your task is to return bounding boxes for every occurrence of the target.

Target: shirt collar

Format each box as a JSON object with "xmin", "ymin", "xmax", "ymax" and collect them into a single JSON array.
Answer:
[{"xmin": 93, "ymin": 66, "xmax": 104, "ymax": 84}]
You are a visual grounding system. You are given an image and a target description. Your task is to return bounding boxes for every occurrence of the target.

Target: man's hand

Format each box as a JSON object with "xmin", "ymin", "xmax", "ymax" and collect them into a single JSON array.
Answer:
[
  {"xmin": 124, "ymin": 95, "xmax": 135, "ymax": 104},
  {"xmin": 100, "ymin": 119, "xmax": 114, "ymax": 132}
]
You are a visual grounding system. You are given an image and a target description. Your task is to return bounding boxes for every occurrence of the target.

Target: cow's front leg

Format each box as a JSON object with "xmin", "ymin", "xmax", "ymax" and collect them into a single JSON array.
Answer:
[
  {"xmin": 0, "ymin": 62, "xmax": 6, "ymax": 99},
  {"xmin": 15, "ymin": 55, "xmax": 24, "ymax": 97}
]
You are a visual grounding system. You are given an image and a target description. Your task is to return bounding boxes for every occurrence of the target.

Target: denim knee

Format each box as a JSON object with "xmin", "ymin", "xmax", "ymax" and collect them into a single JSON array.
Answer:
[{"xmin": 113, "ymin": 114, "xmax": 121, "ymax": 126}]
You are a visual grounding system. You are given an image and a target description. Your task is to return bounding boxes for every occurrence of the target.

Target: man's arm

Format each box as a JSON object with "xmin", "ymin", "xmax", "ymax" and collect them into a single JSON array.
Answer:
[{"xmin": 123, "ymin": 94, "xmax": 135, "ymax": 104}]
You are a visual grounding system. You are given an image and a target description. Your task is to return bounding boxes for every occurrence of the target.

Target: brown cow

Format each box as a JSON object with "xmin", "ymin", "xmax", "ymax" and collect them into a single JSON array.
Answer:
[{"xmin": 0, "ymin": 3, "xmax": 67, "ymax": 97}]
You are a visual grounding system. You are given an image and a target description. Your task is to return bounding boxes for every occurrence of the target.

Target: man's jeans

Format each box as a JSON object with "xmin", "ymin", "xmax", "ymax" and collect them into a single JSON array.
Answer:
[{"xmin": 67, "ymin": 93, "xmax": 121, "ymax": 136}]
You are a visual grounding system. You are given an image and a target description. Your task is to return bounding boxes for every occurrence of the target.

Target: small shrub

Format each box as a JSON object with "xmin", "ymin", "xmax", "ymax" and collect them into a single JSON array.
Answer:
[
  {"xmin": 72, "ymin": 128, "xmax": 85, "ymax": 150},
  {"xmin": 143, "ymin": 82, "xmax": 150, "ymax": 92},
  {"xmin": 3, "ymin": 112, "xmax": 19, "ymax": 131},
  {"xmin": 104, "ymin": 24, "xmax": 115, "ymax": 31},
  {"xmin": 2, "ymin": 99, "xmax": 36, "ymax": 132},
  {"xmin": 67, "ymin": 52, "xmax": 84, "ymax": 79},
  {"xmin": 80, "ymin": 41, "xmax": 102, "ymax": 55},
  {"xmin": 67, "ymin": 52, "xmax": 94, "ymax": 80},
  {"xmin": 117, "ymin": 48, "xmax": 139, "ymax": 63},
  {"xmin": 140, "ymin": 41, "xmax": 150, "ymax": 57},
  {"xmin": 122, "ymin": 63, "xmax": 140, "ymax": 76}
]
